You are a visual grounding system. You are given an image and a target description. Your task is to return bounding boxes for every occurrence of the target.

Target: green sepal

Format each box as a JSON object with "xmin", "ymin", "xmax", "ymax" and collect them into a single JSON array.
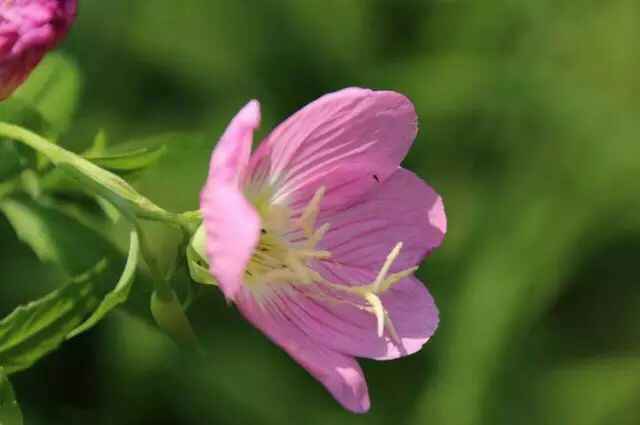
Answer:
[{"xmin": 186, "ymin": 224, "xmax": 217, "ymax": 286}]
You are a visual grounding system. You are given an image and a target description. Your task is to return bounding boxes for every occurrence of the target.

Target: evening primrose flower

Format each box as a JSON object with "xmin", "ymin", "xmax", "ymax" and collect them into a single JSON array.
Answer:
[
  {"xmin": 196, "ymin": 88, "xmax": 446, "ymax": 412},
  {"xmin": 0, "ymin": 0, "xmax": 77, "ymax": 100}
]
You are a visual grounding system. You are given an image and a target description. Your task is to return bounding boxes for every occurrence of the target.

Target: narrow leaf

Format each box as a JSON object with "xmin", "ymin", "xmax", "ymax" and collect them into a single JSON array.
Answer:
[
  {"xmin": 0, "ymin": 261, "xmax": 106, "ymax": 374},
  {"xmin": 68, "ymin": 230, "xmax": 140, "ymax": 338},
  {"xmin": 85, "ymin": 145, "xmax": 168, "ymax": 175},
  {"xmin": 85, "ymin": 130, "xmax": 109, "ymax": 157}
]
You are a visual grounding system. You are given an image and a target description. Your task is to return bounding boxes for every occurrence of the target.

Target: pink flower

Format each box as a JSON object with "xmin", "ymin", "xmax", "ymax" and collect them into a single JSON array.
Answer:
[
  {"xmin": 0, "ymin": 0, "xmax": 77, "ymax": 100},
  {"xmin": 198, "ymin": 88, "xmax": 446, "ymax": 412}
]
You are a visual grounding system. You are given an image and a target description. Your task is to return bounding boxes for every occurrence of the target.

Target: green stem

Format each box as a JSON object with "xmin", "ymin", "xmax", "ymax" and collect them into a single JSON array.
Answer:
[
  {"xmin": 1, "ymin": 122, "xmax": 201, "ymax": 350},
  {"xmin": 136, "ymin": 222, "xmax": 199, "ymax": 348},
  {"xmin": 0, "ymin": 122, "xmax": 189, "ymax": 229}
]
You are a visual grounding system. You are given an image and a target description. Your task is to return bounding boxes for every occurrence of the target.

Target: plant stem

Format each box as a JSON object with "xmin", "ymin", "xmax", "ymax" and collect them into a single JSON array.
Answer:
[{"xmin": 0, "ymin": 122, "xmax": 190, "ymax": 230}]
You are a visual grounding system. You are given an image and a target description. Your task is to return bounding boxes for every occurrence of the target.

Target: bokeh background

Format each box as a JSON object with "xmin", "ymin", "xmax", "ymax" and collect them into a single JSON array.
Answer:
[{"xmin": 2, "ymin": 1, "xmax": 640, "ymax": 424}]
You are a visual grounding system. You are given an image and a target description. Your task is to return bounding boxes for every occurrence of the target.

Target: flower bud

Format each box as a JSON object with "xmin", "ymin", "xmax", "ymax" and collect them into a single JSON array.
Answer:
[{"xmin": 0, "ymin": 0, "xmax": 77, "ymax": 100}]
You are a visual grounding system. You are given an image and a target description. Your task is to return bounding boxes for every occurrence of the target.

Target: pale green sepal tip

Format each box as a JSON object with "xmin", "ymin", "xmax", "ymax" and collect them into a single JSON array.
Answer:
[{"xmin": 186, "ymin": 224, "xmax": 217, "ymax": 286}]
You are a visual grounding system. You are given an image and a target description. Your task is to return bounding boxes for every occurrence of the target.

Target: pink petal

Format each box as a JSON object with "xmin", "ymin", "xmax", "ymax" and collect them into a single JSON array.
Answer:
[
  {"xmin": 317, "ymin": 168, "xmax": 446, "ymax": 272},
  {"xmin": 289, "ymin": 261, "xmax": 439, "ymax": 360},
  {"xmin": 235, "ymin": 288, "xmax": 371, "ymax": 413},
  {"xmin": 248, "ymin": 88, "xmax": 417, "ymax": 213},
  {"xmin": 200, "ymin": 183, "xmax": 260, "ymax": 301},
  {"xmin": 208, "ymin": 100, "xmax": 260, "ymax": 185},
  {"xmin": 200, "ymin": 101, "xmax": 262, "ymax": 300}
]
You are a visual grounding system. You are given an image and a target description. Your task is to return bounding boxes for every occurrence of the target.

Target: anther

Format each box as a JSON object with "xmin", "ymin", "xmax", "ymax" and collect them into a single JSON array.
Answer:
[
  {"xmin": 364, "ymin": 292, "xmax": 386, "ymax": 337},
  {"xmin": 373, "ymin": 242, "xmax": 403, "ymax": 292},
  {"xmin": 299, "ymin": 186, "xmax": 325, "ymax": 238}
]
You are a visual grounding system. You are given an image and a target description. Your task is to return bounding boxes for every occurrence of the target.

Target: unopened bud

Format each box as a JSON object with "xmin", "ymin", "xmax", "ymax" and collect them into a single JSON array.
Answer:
[{"xmin": 0, "ymin": 0, "xmax": 77, "ymax": 100}]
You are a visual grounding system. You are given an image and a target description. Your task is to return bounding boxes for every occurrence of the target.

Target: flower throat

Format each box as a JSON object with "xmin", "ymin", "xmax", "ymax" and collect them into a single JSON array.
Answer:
[{"xmin": 245, "ymin": 185, "xmax": 417, "ymax": 342}]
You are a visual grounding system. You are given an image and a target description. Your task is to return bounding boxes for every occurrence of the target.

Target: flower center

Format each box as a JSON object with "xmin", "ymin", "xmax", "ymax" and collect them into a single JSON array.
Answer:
[
  {"xmin": 243, "ymin": 185, "xmax": 331, "ymax": 288},
  {"xmin": 245, "ymin": 185, "xmax": 417, "ymax": 342}
]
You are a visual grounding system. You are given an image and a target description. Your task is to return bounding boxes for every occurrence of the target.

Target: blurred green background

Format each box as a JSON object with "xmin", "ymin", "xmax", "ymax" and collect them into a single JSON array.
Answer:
[{"xmin": 2, "ymin": 0, "xmax": 640, "ymax": 424}]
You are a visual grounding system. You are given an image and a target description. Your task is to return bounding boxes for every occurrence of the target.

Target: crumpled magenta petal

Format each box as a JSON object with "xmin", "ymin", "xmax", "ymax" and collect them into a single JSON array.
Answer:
[
  {"xmin": 235, "ymin": 289, "xmax": 371, "ymax": 413},
  {"xmin": 0, "ymin": 0, "xmax": 77, "ymax": 100},
  {"xmin": 287, "ymin": 262, "xmax": 439, "ymax": 360},
  {"xmin": 200, "ymin": 100, "xmax": 262, "ymax": 300},
  {"xmin": 249, "ymin": 88, "xmax": 417, "ymax": 213},
  {"xmin": 317, "ymin": 168, "xmax": 446, "ymax": 272}
]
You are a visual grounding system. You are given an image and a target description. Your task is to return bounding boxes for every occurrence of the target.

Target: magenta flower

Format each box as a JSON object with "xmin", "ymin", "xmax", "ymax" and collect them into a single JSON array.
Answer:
[
  {"xmin": 198, "ymin": 88, "xmax": 446, "ymax": 412},
  {"xmin": 0, "ymin": 0, "xmax": 77, "ymax": 100}
]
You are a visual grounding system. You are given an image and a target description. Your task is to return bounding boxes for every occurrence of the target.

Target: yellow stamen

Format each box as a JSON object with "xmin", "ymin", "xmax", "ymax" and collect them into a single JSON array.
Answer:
[
  {"xmin": 244, "ymin": 183, "xmax": 415, "ymax": 342},
  {"xmin": 305, "ymin": 222, "xmax": 330, "ymax": 249},
  {"xmin": 364, "ymin": 292, "xmax": 386, "ymax": 337},
  {"xmin": 298, "ymin": 186, "xmax": 325, "ymax": 238},
  {"xmin": 373, "ymin": 242, "xmax": 403, "ymax": 292}
]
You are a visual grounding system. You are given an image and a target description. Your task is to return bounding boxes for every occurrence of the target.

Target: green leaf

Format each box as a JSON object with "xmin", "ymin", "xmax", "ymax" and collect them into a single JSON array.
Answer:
[
  {"xmin": 0, "ymin": 368, "xmax": 23, "ymax": 425},
  {"xmin": 0, "ymin": 261, "xmax": 106, "ymax": 374},
  {"xmin": 11, "ymin": 53, "xmax": 82, "ymax": 135},
  {"xmin": 0, "ymin": 196, "xmax": 114, "ymax": 276},
  {"xmin": 85, "ymin": 144, "xmax": 168, "ymax": 176},
  {"xmin": 68, "ymin": 230, "xmax": 140, "ymax": 338},
  {"xmin": 83, "ymin": 130, "xmax": 109, "ymax": 157}
]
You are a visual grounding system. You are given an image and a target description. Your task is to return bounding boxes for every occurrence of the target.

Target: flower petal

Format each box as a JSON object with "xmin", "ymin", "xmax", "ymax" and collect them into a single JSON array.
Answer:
[
  {"xmin": 208, "ymin": 100, "xmax": 260, "ymax": 185},
  {"xmin": 287, "ymin": 262, "xmax": 439, "ymax": 361},
  {"xmin": 249, "ymin": 88, "xmax": 417, "ymax": 213},
  {"xmin": 200, "ymin": 183, "xmax": 260, "ymax": 301},
  {"xmin": 200, "ymin": 101, "xmax": 262, "ymax": 300},
  {"xmin": 316, "ymin": 167, "xmax": 446, "ymax": 272},
  {"xmin": 235, "ymin": 288, "xmax": 371, "ymax": 413}
]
